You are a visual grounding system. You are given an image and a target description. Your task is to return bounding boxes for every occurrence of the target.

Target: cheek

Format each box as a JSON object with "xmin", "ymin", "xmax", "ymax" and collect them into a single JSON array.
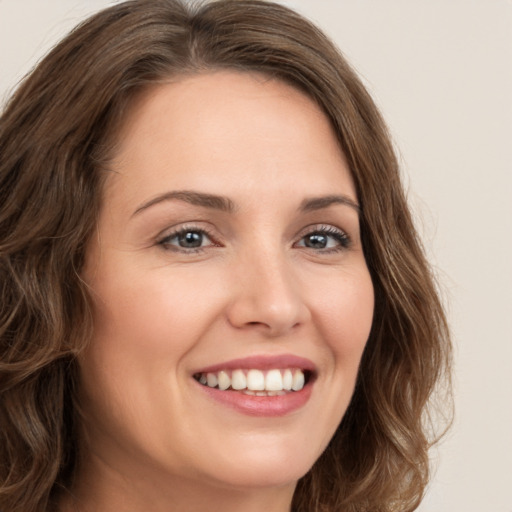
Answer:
[
  {"xmin": 77, "ymin": 268, "xmax": 226, "ymax": 448},
  {"xmin": 79, "ymin": 263, "xmax": 234, "ymax": 420},
  {"xmin": 88, "ymin": 265, "xmax": 225, "ymax": 355},
  {"xmin": 299, "ymin": 267, "xmax": 373, "ymax": 449},
  {"xmin": 314, "ymin": 267, "xmax": 374, "ymax": 356}
]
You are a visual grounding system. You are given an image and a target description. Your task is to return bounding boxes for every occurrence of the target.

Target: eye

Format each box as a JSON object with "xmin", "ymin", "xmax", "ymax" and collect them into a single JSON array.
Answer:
[
  {"xmin": 295, "ymin": 226, "xmax": 350, "ymax": 252},
  {"xmin": 158, "ymin": 227, "xmax": 215, "ymax": 252}
]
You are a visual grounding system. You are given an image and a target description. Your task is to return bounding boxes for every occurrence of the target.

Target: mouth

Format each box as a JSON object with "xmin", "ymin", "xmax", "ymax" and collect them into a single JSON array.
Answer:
[
  {"xmin": 192, "ymin": 355, "xmax": 316, "ymax": 416},
  {"xmin": 193, "ymin": 368, "xmax": 313, "ymax": 396}
]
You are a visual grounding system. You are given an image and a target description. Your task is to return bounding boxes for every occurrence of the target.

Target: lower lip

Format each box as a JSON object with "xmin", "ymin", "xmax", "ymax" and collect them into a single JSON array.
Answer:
[{"xmin": 196, "ymin": 382, "xmax": 313, "ymax": 417}]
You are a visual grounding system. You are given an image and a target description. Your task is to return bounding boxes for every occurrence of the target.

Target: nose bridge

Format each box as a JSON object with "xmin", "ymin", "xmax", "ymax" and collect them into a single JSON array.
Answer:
[{"xmin": 227, "ymin": 241, "xmax": 310, "ymax": 335}]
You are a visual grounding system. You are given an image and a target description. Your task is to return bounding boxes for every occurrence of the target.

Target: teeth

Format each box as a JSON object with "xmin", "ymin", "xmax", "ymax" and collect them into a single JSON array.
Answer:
[
  {"xmin": 265, "ymin": 369, "xmax": 283, "ymax": 391},
  {"xmin": 231, "ymin": 369, "xmax": 247, "ymax": 390},
  {"xmin": 292, "ymin": 369, "xmax": 305, "ymax": 391},
  {"xmin": 283, "ymin": 369, "xmax": 293, "ymax": 390},
  {"xmin": 217, "ymin": 370, "xmax": 230, "ymax": 391},
  {"xmin": 206, "ymin": 373, "xmax": 218, "ymax": 388},
  {"xmin": 197, "ymin": 368, "xmax": 307, "ymax": 393},
  {"xmin": 246, "ymin": 369, "xmax": 265, "ymax": 390}
]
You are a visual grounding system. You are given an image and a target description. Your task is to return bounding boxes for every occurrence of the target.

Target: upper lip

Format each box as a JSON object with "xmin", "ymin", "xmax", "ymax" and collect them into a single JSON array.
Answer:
[{"xmin": 193, "ymin": 354, "xmax": 316, "ymax": 375}]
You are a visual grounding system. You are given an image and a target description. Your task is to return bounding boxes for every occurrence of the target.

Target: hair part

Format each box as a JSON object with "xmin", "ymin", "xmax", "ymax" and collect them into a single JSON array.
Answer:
[{"xmin": 0, "ymin": 1, "xmax": 452, "ymax": 511}]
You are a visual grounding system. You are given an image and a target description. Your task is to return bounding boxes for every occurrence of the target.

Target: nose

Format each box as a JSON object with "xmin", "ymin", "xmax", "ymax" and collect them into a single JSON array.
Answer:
[{"xmin": 226, "ymin": 249, "xmax": 311, "ymax": 337}]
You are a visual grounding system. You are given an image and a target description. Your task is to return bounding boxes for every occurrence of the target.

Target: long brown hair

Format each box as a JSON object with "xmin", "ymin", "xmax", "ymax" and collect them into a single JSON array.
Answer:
[{"xmin": 0, "ymin": 1, "xmax": 452, "ymax": 511}]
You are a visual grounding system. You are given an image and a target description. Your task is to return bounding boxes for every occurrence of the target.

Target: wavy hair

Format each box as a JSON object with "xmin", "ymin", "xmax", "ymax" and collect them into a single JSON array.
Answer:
[{"xmin": 0, "ymin": 1, "xmax": 452, "ymax": 511}]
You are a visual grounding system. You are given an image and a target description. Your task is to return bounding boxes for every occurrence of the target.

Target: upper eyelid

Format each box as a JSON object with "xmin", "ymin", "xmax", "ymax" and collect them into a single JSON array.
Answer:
[
  {"xmin": 295, "ymin": 223, "xmax": 349, "ymax": 238},
  {"xmin": 157, "ymin": 222, "xmax": 217, "ymax": 241}
]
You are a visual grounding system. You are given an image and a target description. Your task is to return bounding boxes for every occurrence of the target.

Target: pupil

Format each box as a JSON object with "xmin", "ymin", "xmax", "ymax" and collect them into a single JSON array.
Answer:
[
  {"xmin": 179, "ymin": 231, "xmax": 202, "ymax": 248},
  {"xmin": 306, "ymin": 234, "xmax": 327, "ymax": 248}
]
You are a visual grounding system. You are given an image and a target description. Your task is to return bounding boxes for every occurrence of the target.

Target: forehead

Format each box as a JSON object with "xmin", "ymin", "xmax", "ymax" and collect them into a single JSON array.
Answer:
[{"xmin": 102, "ymin": 70, "xmax": 355, "ymax": 209}]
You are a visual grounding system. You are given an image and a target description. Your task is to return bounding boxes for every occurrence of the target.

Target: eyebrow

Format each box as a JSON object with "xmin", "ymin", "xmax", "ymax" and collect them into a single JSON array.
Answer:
[
  {"xmin": 299, "ymin": 195, "xmax": 360, "ymax": 213},
  {"xmin": 132, "ymin": 190, "xmax": 236, "ymax": 217},
  {"xmin": 132, "ymin": 190, "xmax": 360, "ymax": 217}
]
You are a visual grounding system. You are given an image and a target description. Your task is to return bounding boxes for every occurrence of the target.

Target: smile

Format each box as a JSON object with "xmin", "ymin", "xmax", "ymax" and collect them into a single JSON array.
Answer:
[
  {"xmin": 194, "ymin": 368, "xmax": 307, "ymax": 395},
  {"xmin": 192, "ymin": 355, "xmax": 316, "ymax": 416}
]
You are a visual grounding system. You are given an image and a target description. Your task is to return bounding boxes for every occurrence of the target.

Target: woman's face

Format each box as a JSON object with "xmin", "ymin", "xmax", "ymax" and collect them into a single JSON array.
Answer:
[{"xmin": 80, "ymin": 71, "xmax": 374, "ymax": 496}]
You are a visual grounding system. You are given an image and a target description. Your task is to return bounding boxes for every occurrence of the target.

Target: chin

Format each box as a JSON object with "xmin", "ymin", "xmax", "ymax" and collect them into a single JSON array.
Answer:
[
  {"xmin": 205, "ymin": 460, "xmax": 310, "ymax": 491},
  {"xmin": 190, "ymin": 435, "xmax": 319, "ymax": 490}
]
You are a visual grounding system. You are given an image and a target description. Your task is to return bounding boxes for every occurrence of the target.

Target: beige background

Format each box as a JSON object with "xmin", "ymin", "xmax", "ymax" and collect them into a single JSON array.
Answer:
[{"xmin": 1, "ymin": 1, "xmax": 511, "ymax": 511}]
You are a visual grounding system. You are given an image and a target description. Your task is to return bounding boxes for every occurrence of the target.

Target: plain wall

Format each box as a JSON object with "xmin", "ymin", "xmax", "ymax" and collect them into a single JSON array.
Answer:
[{"xmin": 1, "ymin": 1, "xmax": 511, "ymax": 511}]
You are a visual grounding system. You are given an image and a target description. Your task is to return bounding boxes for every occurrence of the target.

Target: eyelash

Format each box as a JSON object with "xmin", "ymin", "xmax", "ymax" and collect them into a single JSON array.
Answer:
[
  {"xmin": 157, "ymin": 224, "xmax": 351, "ymax": 254},
  {"xmin": 295, "ymin": 225, "xmax": 351, "ymax": 253},
  {"xmin": 157, "ymin": 225, "xmax": 218, "ymax": 253}
]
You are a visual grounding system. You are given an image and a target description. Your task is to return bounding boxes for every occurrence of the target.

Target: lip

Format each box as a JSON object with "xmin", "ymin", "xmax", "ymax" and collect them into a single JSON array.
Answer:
[
  {"xmin": 193, "ymin": 354, "xmax": 316, "ymax": 417},
  {"xmin": 197, "ymin": 384, "xmax": 313, "ymax": 417},
  {"xmin": 193, "ymin": 354, "xmax": 316, "ymax": 374}
]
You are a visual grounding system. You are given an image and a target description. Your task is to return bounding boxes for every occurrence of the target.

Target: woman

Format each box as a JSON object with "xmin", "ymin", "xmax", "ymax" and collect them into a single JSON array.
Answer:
[{"xmin": 0, "ymin": 1, "xmax": 451, "ymax": 511}]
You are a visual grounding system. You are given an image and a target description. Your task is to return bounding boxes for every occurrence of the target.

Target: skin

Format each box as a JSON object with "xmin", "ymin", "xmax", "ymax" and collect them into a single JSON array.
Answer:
[{"xmin": 70, "ymin": 71, "xmax": 374, "ymax": 512}]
